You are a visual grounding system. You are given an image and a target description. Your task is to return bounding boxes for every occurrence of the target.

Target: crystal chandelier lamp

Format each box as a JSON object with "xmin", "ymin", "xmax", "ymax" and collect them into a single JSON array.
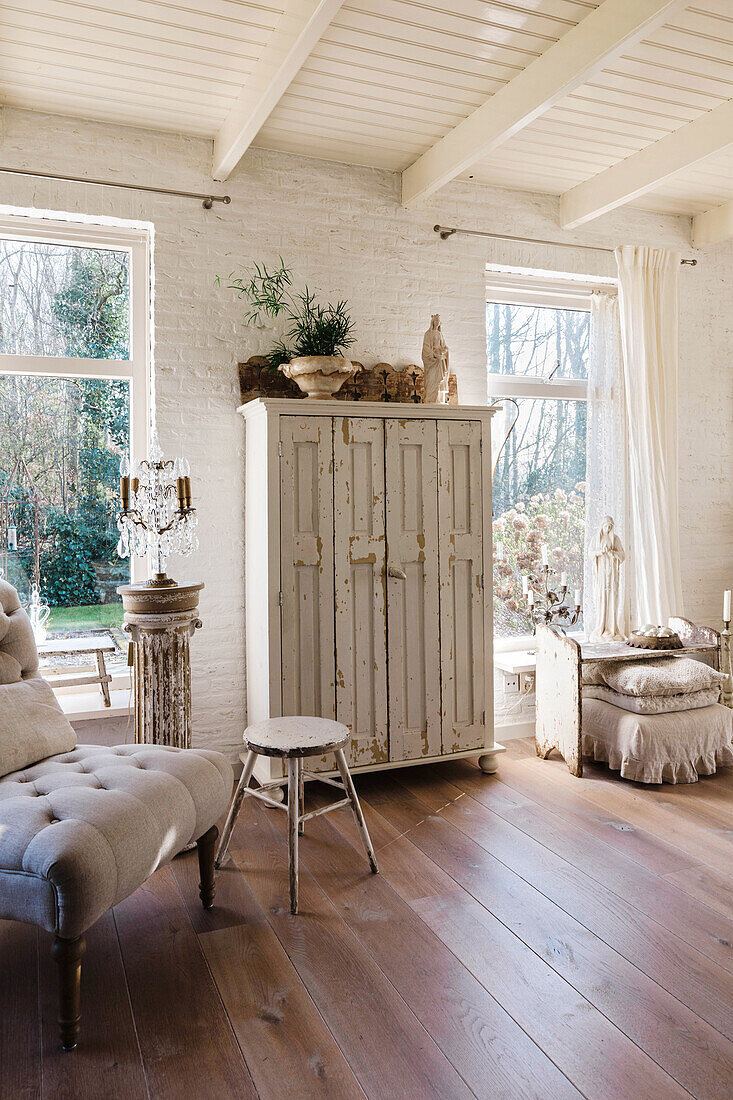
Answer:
[{"xmin": 117, "ymin": 431, "xmax": 198, "ymax": 587}]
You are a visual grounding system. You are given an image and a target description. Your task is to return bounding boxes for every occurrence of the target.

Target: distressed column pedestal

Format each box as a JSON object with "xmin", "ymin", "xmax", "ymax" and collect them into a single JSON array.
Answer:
[{"xmin": 118, "ymin": 582, "xmax": 203, "ymax": 748}]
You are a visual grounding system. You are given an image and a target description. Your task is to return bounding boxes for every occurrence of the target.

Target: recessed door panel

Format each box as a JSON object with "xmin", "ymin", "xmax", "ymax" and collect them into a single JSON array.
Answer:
[
  {"xmin": 438, "ymin": 420, "xmax": 485, "ymax": 753},
  {"xmin": 385, "ymin": 419, "xmax": 441, "ymax": 761},
  {"xmin": 280, "ymin": 417, "xmax": 335, "ymax": 720},
  {"xmin": 334, "ymin": 417, "xmax": 388, "ymax": 767}
]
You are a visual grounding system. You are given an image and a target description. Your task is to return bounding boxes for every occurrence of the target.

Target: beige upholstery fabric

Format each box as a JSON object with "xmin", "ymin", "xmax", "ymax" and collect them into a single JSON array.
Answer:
[
  {"xmin": 583, "ymin": 684, "xmax": 721, "ymax": 715},
  {"xmin": 582, "ymin": 698, "xmax": 733, "ymax": 784},
  {"xmin": 0, "ymin": 579, "xmax": 40, "ymax": 677},
  {"xmin": 585, "ymin": 656, "xmax": 727, "ymax": 697},
  {"xmin": 0, "ymin": 580, "xmax": 78, "ymax": 775},
  {"xmin": 0, "ymin": 744, "xmax": 233, "ymax": 938}
]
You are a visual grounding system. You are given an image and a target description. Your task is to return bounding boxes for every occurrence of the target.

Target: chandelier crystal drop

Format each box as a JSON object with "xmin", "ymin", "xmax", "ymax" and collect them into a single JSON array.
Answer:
[{"xmin": 116, "ymin": 429, "xmax": 198, "ymax": 586}]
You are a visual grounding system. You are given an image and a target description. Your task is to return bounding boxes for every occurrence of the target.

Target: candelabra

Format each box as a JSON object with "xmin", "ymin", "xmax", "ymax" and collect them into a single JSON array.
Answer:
[
  {"xmin": 117, "ymin": 431, "xmax": 198, "ymax": 586},
  {"xmin": 524, "ymin": 564, "xmax": 582, "ymax": 632}
]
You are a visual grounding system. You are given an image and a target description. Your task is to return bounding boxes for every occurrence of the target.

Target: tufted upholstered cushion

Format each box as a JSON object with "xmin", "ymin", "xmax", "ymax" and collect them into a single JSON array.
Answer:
[
  {"xmin": 0, "ymin": 578, "xmax": 40, "ymax": 678},
  {"xmin": 0, "ymin": 579, "xmax": 78, "ymax": 775},
  {"xmin": 0, "ymin": 743, "xmax": 233, "ymax": 938}
]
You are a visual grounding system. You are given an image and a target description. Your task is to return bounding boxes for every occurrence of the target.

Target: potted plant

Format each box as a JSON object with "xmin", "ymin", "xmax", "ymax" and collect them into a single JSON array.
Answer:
[{"xmin": 219, "ymin": 260, "xmax": 357, "ymax": 398}]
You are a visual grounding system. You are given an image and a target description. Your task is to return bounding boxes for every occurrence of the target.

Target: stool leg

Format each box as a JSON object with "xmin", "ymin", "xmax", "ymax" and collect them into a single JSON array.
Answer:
[
  {"xmin": 334, "ymin": 748, "xmax": 379, "ymax": 874},
  {"xmin": 298, "ymin": 757, "xmax": 305, "ymax": 835},
  {"xmin": 288, "ymin": 757, "xmax": 299, "ymax": 914},
  {"xmin": 215, "ymin": 749, "xmax": 258, "ymax": 869}
]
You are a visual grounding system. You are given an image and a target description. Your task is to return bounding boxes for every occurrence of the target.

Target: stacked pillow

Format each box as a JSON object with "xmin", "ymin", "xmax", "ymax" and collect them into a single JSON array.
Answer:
[{"xmin": 583, "ymin": 657, "xmax": 728, "ymax": 715}]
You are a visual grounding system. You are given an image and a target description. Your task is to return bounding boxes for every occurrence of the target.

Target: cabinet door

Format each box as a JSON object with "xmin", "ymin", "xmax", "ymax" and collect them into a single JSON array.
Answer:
[
  {"xmin": 280, "ymin": 416, "xmax": 335, "ymax": 719},
  {"xmin": 334, "ymin": 417, "xmax": 388, "ymax": 767},
  {"xmin": 385, "ymin": 418, "xmax": 441, "ymax": 761},
  {"xmin": 437, "ymin": 420, "xmax": 485, "ymax": 752}
]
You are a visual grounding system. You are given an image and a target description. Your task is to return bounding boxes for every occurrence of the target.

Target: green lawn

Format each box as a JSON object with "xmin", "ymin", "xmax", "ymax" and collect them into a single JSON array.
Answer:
[{"xmin": 48, "ymin": 603, "xmax": 124, "ymax": 634}]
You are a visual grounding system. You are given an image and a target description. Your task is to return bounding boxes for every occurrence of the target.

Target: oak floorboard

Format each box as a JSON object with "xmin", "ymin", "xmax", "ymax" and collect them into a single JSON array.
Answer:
[
  {"xmin": 512, "ymin": 741, "xmax": 733, "ymax": 874},
  {"xmin": 363, "ymin": 779, "xmax": 733, "ymax": 1100},
  {"xmin": 198, "ymin": 896, "xmax": 366, "ymax": 1099},
  {"xmin": 437, "ymin": 793, "xmax": 733, "ymax": 1040},
  {"xmin": 434, "ymin": 760, "xmax": 733, "ymax": 977},
  {"xmin": 440, "ymin": 754, "xmax": 697, "ymax": 876},
  {"xmin": 113, "ymin": 866, "xmax": 257, "ymax": 1100},
  {"xmin": 38, "ymin": 912, "xmax": 149, "ymax": 1100},
  {"xmin": 320, "ymin": 801, "xmax": 681, "ymax": 1100},
  {"xmin": 232, "ymin": 799, "xmax": 475, "ymax": 1100},
  {"xmin": 268, "ymin": 803, "xmax": 580, "ymax": 1100},
  {"xmin": 664, "ymin": 864, "xmax": 733, "ymax": 922},
  {"xmin": 0, "ymin": 920, "xmax": 40, "ymax": 1100}
]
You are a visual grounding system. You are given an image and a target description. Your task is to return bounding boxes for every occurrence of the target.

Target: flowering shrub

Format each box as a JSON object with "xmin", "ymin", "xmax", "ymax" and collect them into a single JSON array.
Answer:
[{"xmin": 493, "ymin": 483, "xmax": 586, "ymax": 637}]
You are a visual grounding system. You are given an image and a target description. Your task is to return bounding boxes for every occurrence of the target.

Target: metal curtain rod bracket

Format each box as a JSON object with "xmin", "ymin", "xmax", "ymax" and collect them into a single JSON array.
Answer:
[
  {"xmin": 433, "ymin": 225, "xmax": 698, "ymax": 266},
  {"xmin": 0, "ymin": 166, "xmax": 231, "ymax": 209}
]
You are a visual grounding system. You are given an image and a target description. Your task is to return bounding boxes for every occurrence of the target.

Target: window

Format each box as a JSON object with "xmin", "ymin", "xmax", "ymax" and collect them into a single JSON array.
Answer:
[
  {"xmin": 487, "ymin": 268, "xmax": 614, "ymax": 642},
  {"xmin": 0, "ymin": 215, "xmax": 150, "ymax": 674}
]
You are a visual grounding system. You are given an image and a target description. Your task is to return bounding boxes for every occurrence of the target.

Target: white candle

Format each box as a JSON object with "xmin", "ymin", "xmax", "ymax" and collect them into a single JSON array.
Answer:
[
  {"xmin": 528, "ymin": 589, "xmax": 535, "ymax": 607},
  {"xmin": 574, "ymin": 589, "xmax": 582, "ymax": 607},
  {"xmin": 560, "ymin": 571, "xmax": 568, "ymax": 587},
  {"xmin": 724, "ymin": 589, "xmax": 732, "ymax": 622},
  {"xmin": 522, "ymin": 575, "xmax": 529, "ymax": 595},
  {"xmin": 495, "ymin": 541, "xmax": 504, "ymax": 561},
  {"xmin": 541, "ymin": 545, "xmax": 549, "ymax": 566}
]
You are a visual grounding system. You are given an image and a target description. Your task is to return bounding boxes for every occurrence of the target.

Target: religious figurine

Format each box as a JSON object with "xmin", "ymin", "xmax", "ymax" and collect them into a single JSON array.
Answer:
[
  {"xmin": 591, "ymin": 516, "xmax": 627, "ymax": 642},
  {"xmin": 422, "ymin": 314, "xmax": 450, "ymax": 403}
]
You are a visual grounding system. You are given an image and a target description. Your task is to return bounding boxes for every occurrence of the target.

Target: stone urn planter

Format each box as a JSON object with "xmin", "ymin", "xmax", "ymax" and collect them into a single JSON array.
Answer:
[{"xmin": 280, "ymin": 355, "xmax": 356, "ymax": 399}]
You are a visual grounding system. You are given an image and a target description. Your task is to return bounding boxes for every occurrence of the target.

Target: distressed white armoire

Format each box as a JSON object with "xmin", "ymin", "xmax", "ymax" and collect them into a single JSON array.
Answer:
[{"xmin": 241, "ymin": 398, "xmax": 500, "ymax": 784}]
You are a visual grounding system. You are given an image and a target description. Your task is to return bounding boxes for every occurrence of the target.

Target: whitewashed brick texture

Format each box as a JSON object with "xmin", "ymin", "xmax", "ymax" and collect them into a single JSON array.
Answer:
[{"xmin": 2, "ymin": 108, "xmax": 730, "ymax": 752}]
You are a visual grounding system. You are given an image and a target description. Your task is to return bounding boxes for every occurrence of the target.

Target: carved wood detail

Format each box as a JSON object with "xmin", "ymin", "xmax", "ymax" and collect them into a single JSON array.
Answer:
[{"xmin": 239, "ymin": 357, "xmax": 427, "ymax": 405}]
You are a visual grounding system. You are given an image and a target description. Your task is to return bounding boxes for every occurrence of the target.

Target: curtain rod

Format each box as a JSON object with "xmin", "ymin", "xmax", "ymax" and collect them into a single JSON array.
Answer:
[
  {"xmin": 433, "ymin": 225, "xmax": 697, "ymax": 266},
  {"xmin": 0, "ymin": 166, "xmax": 231, "ymax": 209}
]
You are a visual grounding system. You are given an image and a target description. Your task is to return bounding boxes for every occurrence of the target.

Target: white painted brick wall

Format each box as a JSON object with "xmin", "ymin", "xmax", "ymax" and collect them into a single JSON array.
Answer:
[{"xmin": 2, "ymin": 107, "xmax": 731, "ymax": 758}]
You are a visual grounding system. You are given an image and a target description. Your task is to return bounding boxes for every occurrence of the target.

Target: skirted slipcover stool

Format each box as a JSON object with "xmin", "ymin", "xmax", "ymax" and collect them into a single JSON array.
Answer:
[
  {"xmin": 0, "ymin": 579, "xmax": 233, "ymax": 1050},
  {"xmin": 216, "ymin": 717, "xmax": 378, "ymax": 914}
]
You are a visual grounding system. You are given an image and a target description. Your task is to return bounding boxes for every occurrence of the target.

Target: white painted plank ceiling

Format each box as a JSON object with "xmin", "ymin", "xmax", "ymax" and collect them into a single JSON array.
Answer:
[{"xmin": 1, "ymin": 0, "xmax": 732, "ymax": 218}]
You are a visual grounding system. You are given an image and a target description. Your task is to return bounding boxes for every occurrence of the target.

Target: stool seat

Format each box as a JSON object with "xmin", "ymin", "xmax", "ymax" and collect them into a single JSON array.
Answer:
[{"xmin": 245, "ymin": 716, "xmax": 349, "ymax": 758}]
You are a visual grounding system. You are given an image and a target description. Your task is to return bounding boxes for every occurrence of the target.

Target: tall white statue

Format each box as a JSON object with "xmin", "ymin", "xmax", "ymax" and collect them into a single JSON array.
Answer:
[
  {"xmin": 591, "ymin": 515, "xmax": 626, "ymax": 642},
  {"xmin": 422, "ymin": 314, "xmax": 450, "ymax": 403}
]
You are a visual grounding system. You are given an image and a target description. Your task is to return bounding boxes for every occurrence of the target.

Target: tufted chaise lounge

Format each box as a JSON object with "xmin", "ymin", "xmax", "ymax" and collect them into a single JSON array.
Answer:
[{"xmin": 0, "ymin": 580, "xmax": 233, "ymax": 1050}]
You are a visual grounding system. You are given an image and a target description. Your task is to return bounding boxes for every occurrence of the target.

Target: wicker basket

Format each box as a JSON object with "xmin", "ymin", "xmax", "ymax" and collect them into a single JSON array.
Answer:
[{"xmin": 628, "ymin": 631, "xmax": 683, "ymax": 650}]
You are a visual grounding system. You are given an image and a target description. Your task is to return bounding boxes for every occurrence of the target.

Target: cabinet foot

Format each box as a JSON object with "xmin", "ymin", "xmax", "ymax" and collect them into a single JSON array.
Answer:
[{"xmin": 478, "ymin": 744, "xmax": 505, "ymax": 774}]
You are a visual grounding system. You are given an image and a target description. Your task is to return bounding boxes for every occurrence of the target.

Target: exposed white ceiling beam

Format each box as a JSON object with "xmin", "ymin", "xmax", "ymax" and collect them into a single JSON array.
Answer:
[
  {"xmin": 212, "ymin": 0, "xmax": 345, "ymax": 182},
  {"xmin": 400, "ymin": 0, "xmax": 685, "ymax": 208},
  {"xmin": 692, "ymin": 200, "xmax": 733, "ymax": 249},
  {"xmin": 561, "ymin": 99, "xmax": 733, "ymax": 229}
]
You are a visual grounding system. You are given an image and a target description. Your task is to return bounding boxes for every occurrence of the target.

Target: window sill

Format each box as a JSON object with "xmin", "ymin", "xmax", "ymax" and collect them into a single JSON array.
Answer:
[{"xmin": 56, "ymin": 687, "xmax": 132, "ymax": 722}]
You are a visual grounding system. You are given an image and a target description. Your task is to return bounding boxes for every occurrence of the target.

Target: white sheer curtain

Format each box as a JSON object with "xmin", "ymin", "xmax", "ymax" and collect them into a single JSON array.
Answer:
[
  {"xmin": 585, "ymin": 292, "xmax": 631, "ymax": 636},
  {"xmin": 615, "ymin": 245, "xmax": 684, "ymax": 625}
]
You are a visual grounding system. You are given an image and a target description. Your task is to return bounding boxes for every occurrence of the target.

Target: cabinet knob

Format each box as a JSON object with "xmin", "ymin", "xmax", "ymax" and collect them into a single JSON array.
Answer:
[{"xmin": 387, "ymin": 564, "xmax": 407, "ymax": 580}]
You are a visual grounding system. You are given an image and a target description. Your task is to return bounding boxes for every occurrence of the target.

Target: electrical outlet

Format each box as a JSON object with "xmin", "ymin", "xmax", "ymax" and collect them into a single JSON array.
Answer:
[
  {"xmin": 503, "ymin": 672, "xmax": 520, "ymax": 694},
  {"xmin": 521, "ymin": 673, "xmax": 535, "ymax": 695}
]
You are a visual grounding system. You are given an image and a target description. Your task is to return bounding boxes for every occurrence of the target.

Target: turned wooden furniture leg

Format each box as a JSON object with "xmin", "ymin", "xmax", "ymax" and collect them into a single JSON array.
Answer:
[
  {"xmin": 298, "ymin": 756, "xmax": 305, "ymax": 835},
  {"xmin": 288, "ymin": 757, "xmax": 299, "ymax": 914},
  {"xmin": 52, "ymin": 934, "xmax": 86, "ymax": 1051},
  {"xmin": 96, "ymin": 649, "xmax": 112, "ymax": 707},
  {"xmin": 215, "ymin": 749, "xmax": 258, "ymax": 868},
  {"xmin": 334, "ymin": 748, "xmax": 379, "ymax": 874},
  {"xmin": 197, "ymin": 825, "xmax": 219, "ymax": 909}
]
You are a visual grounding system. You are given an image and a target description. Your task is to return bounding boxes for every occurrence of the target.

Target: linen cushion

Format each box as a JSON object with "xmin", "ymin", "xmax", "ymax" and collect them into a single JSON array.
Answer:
[
  {"xmin": 0, "ymin": 743, "xmax": 233, "ymax": 938},
  {"xmin": 0, "ymin": 678, "xmax": 78, "ymax": 776},
  {"xmin": 583, "ymin": 683, "xmax": 721, "ymax": 715},
  {"xmin": 0, "ymin": 651, "xmax": 22, "ymax": 684},
  {"xmin": 582, "ymin": 698, "xmax": 733, "ymax": 784},
  {"xmin": 585, "ymin": 657, "xmax": 727, "ymax": 697}
]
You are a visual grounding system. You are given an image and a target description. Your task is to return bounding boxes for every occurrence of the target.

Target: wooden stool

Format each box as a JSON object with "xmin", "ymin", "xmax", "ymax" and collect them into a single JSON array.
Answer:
[{"xmin": 215, "ymin": 717, "xmax": 379, "ymax": 913}]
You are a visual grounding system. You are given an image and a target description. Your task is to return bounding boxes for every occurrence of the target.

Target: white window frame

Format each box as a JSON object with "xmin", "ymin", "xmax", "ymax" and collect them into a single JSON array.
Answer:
[
  {"xmin": 487, "ymin": 268, "xmax": 615, "ymax": 652},
  {"xmin": 0, "ymin": 212, "xmax": 152, "ymax": 587}
]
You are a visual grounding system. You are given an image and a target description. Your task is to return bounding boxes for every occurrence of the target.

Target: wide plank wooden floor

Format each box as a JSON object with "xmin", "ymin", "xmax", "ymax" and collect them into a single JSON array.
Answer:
[{"xmin": 3, "ymin": 738, "xmax": 733, "ymax": 1100}]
